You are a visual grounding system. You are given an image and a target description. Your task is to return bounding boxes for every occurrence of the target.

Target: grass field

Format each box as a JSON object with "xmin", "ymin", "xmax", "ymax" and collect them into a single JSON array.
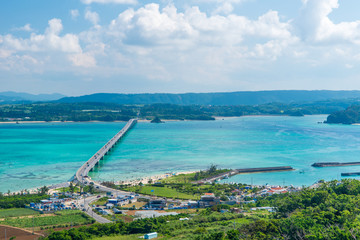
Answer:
[
  {"xmin": 0, "ymin": 208, "xmax": 39, "ymax": 218},
  {"xmin": 162, "ymin": 173, "xmax": 197, "ymax": 183},
  {"xmin": 127, "ymin": 186, "xmax": 199, "ymax": 200},
  {"xmin": 0, "ymin": 210, "xmax": 92, "ymax": 228},
  {"xmin": 93, "ymin": 197, "xmax": 109, "ymax": 206},
  {"xmin": 56, "ymin": 186, "xmax": 81, "ymax": 193}
]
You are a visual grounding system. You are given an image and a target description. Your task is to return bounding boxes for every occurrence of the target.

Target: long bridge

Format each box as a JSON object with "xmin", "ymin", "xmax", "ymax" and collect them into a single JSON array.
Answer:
[{"xmin": 75, "ymin": 119, "xmax": 137, "ymax": 185}]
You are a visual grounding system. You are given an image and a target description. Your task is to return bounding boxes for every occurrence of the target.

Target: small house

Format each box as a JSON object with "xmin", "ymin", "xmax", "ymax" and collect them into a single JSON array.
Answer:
[
  {"xmin": 149, "ymin": 199, "xmax": 166, "ymax": 209},
  {"xmin": 198, "ymin": 193, "xmax": 220, "ymax": 208},
  {"xmin": 144, "ymin": 232, "xmax": 158, "ymax": 239}
]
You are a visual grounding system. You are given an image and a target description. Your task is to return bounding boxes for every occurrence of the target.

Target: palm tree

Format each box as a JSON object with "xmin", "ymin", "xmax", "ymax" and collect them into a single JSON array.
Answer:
[{"xmin": 39, "ymin": 186, "xmax": 49, "ymax": 195}]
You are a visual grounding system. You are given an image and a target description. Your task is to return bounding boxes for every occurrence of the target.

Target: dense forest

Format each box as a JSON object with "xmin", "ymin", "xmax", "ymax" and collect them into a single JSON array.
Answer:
[
  {"xmin": 326, "ymin": 105, "xmax": 360, "ymax": 124},
  {"xmin": 0, "ymin": 99, "xmax": 359, "ymax": 122}
]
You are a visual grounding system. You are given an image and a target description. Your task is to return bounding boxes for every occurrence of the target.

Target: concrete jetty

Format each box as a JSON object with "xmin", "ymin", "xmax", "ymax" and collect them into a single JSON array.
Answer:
[
  {"xmin": 236, "ymin": 166, "xmax": 294, "ymax": 174},
  {"xmin": 341, "ymin": 172, "xmax": 360, "ymax": 176},
  {"xmin": 312, "ymin": 162, "xmax": 360, "ymax": 167},
  {"xmin": 194, "ymin": 166, "xmax": 294, "ymax": 184},
  {"xmin": 75, "ymin": 119, "xmax": 137, "ymax": 184}
]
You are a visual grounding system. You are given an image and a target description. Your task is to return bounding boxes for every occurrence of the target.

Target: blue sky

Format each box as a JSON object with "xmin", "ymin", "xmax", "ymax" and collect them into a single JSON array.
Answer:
[{"xmin": 1, "ymin": 0, "xmax": 360, "ymax": 96}]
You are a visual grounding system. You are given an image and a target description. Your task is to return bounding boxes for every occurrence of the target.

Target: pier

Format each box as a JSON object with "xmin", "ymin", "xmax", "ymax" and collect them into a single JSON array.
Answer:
[
  {"xmin": 236, "ymin": 166, "xmax": 294, "ymax": 174},
  {"xmin": 195, "ymin": 166, "xmax": 294, "ymax": 184},
  {"xmin": 75, "ymin": 119, "xmax": 137, "ymax": 184},
  {"xmin": 341, "ymin": 172, "xmax": 360, "ymax": 177},
  {"xmin": 312, "ymin": 162, "xmax": 360, "ymax": 167}
]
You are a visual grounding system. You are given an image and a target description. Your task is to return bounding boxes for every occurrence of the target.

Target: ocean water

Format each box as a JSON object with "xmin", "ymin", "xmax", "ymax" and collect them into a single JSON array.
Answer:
[
  {"xmin": 1, "ymin": 115, "xmax": 360, "ymax": 192},
  {"xmin": 0, "ymin": 122, "xmax": 125, "ymax": 193}
]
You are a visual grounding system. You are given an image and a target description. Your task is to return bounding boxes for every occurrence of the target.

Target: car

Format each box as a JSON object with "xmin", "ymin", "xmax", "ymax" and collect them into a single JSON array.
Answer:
[
  {"xmin": 96, "ymin": 186, "xmax": 99, "ymax": 189},
  {"xmin": 97, "ymin": 195, "xmax": 101, "ymax": 198}
]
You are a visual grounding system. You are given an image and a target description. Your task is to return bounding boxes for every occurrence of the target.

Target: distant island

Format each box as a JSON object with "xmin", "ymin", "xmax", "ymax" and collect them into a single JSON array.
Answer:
[
  {"xmin": 0, "ymin": 99, "xmax": 356, "ymax": 123},
  {"xmin": 56, "ymin": 90, "xmax": 360, "ymax": 106},
  {"xmin": 3, "ymin": 91, "xmax": 360, "ymax": 123},
  {"xmin": 325, "ymin": 105, "xmax": 360, "ymax": 124},
  {"xmin": 150, "ymin": 116, "xmax": 164, "ymax": 123}
]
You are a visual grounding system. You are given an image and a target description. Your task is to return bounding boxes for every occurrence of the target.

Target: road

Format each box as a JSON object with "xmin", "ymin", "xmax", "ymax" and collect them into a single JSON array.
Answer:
[{"xmin": 83, "ymin": 195, "xmax": 111, "ymax": 224}]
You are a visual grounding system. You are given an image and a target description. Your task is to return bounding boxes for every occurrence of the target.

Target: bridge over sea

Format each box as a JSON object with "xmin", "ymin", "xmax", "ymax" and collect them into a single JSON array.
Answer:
[{"xmin": 75, "ymin": 118, "xmax": 137, "ymax": 185}]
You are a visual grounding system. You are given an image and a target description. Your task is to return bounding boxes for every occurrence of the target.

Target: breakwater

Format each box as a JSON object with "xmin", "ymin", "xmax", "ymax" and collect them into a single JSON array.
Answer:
[
  {"xmin": 341, "ymin": 172, "xmax": 360, "ymax": 176},
  {"xmin": 236, "ymin": 166, "xmax": 294, "ymax": 174},
  {"xmin": 196, "ymin": 166, "xmax": 294, "ymax": 183},
  {"xmin": 312, "ymin": 162, "xmax": 360, "ymax": 167}
]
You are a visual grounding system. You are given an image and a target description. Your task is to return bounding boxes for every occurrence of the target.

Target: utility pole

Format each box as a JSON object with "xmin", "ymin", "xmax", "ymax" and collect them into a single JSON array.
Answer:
[{"xmin": 5, "ymin": 228, "xmax": 6, "ymax": 240}]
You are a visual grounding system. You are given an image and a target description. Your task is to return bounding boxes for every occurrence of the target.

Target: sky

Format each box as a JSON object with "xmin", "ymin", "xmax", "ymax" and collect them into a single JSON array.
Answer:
[{"xmin": 1, "ymin": 0, "xmax": 360, "ymax": 96}]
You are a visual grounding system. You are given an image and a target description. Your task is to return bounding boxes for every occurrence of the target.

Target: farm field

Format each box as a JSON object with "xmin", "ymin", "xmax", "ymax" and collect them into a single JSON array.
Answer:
[
  {"xmin": 0, "ymin": 208, "xmax": 39, "ymax": 218},
  {"xmin": 0, "ymin": 210, "xmax": 93, "ymax": 228}
]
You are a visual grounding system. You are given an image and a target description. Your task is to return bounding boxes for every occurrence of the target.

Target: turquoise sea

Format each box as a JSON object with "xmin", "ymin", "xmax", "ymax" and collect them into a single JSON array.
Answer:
[{"xmin": 1, "ymin": 115, "xmax": 360, "ymax": 192}]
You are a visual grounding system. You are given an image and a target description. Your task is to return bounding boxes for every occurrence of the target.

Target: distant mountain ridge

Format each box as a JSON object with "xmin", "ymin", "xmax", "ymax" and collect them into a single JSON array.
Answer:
[
  {"xmin": 0, "ymin": 91, "xmax": 66, "ymax": 104},
  {"xmin": 58, "ymin": 90, "xmax": 360, "ymax": 105}
]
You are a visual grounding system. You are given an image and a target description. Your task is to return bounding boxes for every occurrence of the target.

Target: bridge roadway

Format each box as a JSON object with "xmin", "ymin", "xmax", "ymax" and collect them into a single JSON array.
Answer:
[{"xmin": 75, "ymin": 119, "xmax": 137, "ymax": 185}]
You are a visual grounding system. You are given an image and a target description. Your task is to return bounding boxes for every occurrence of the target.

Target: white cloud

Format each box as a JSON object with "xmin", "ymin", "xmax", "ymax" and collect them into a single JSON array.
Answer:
[
  {"xmin": 5, "ymin": 1, "xmax": 360, "ymax": 93},
  {"xmin": 210, "ymin": 0, "xmax": 245, "ymax": 15},
  {"xmin": 1, "ymin": 19, "xmax": 81, "ymax": 53},
  {"xmin": 298, "ymin": 0, "xmax": 360, "ymax": 44},
  {"xmin": 81, "ymin": 0, "xmax": 137, "ymax": 4},
  {"xmin": 69, "ymin": 53, "xmax": 96, "ymax": 67},
  {"xmin": 13, "ymin": 24, "xmax": 33, "ymax": 32},
  {"xmin": 70, "ymin": 9, "xmax": 80, "ymax": 20},
  {"xmin": 85, "ymin": 9, "xmax": 100, "ymax": 25},
  {"xmin": 108, "ymin": 4, "xmax": 292, "ymax": 49}
]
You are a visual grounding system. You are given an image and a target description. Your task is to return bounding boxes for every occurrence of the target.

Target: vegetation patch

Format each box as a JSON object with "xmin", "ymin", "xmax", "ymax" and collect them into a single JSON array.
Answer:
[
  {"xmin": 125, "ymin": 186, "xmax": 198, "ymax": 200},
  {"xmin": 0, "ymin": 193, "xmax": 49, "ymax": 209},
  {"xmin": 0, "ymin": 210, "xmax": 92, "ymax": 228},
  {"xmin": 0, "ymin": 208, "xmax": 39, "ymax": 218},
  {"xmin": 92, "ymin": 234, "xmax": 149, "ymax": 240},
  {"xmin": 92, "ymin": 197, "xmax": 109, "ymax": 206}
]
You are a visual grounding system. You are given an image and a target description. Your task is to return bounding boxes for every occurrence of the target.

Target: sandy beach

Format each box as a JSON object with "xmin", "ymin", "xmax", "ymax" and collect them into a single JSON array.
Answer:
[{"xmin": 115, "ymin": 171, "xmax": 196, "ymax": 186}]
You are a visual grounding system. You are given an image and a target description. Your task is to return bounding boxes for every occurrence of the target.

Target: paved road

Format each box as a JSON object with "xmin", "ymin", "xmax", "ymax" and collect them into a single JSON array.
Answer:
[{"xmin": 83, "ymin": 196, "xmax": 111, "ymax": 224}]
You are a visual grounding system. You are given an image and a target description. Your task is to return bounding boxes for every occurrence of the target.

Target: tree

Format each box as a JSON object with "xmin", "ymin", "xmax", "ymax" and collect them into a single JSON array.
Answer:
[
  {"xmin": 209, "ymin": 164, "xmax": 217, "ymax": 174},
  {"xmin": 69, "ymin": 182, "xmax": 75, "ymax": 193},
  {"xmin": 88, "ymin": 185, "xmax": 95, "ymax": 194},
  {"xmin": 39, "ymin": 186, "xmax": 49, "ymax": 195}
]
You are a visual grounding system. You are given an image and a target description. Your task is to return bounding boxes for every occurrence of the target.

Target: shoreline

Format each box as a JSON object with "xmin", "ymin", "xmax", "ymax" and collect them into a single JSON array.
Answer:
[
  {"xmin": 0, "ymin": 115, "xmax": 329, "ymax": 125},
  {"xmin": 5, "ymin": 171, "xmax": 197, "ymax": 195}
]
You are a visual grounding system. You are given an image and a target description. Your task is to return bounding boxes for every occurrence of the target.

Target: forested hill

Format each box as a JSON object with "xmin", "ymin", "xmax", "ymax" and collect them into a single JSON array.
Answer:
[
  {"xmin": 57, "ymin": 90, "xmax": 360, "ymax": 105},
  {"xmin": 326, "ymin": 105, "xmax": 360, "ymax": 124}
]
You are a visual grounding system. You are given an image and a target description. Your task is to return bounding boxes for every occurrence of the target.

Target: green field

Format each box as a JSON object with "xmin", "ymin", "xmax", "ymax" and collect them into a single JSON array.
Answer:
[
  {"xmin": 93, "ymin": 197, "xmax": 109, "ymax": 206},
  {"xmin": 127, "ymin": 186, "xmax": 199, "ymax": 200},
  {"xmin": 0, "ymin": 210, "xmax": 93, "ymax": 228},
  {"xmin": 0, "ymin": 208, "xmax": 39, "ymax": 218},
  {"xmin": 56, "ymin": 186, "xmax": 80, "ymax": 193},
  {"xmin": 162, "ymin": 173, "xmax": 197, "ymax": 183}
]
